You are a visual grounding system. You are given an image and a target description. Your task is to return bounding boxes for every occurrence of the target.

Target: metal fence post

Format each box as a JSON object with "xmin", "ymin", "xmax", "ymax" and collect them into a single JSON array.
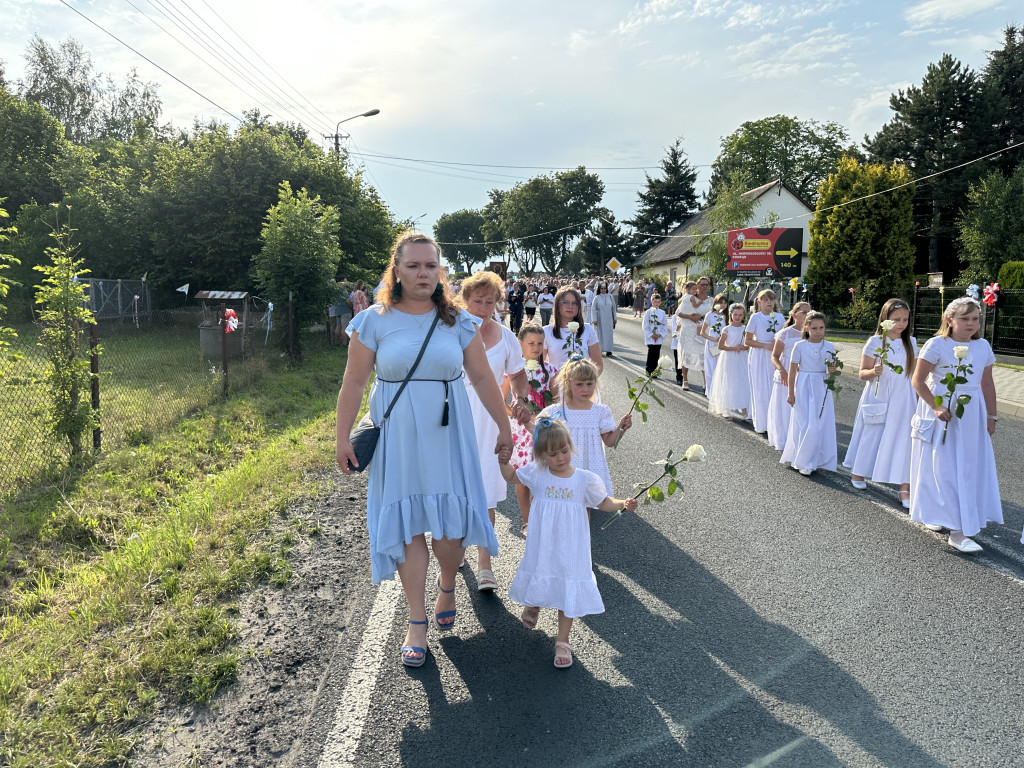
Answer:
[
  {"xmin": 288, "ymin": 291, "xmax": 295, "ymax": 361},
  {"xmin": 90, "ymin": 320, "xmax": 101, "ymax": 450}
]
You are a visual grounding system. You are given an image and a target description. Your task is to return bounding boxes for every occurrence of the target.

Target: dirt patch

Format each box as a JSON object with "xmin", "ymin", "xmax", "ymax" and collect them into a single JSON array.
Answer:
[{"xmin": 131, "ymin": 467, "xmax": 369, "ymax": 767}]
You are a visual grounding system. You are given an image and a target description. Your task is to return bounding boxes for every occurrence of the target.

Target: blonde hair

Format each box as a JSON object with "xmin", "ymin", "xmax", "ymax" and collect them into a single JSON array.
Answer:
[
  {"xmin": 784, "ymin": 301, "xmax": 811, "ymax": 328},
  {"xmin": 533, "ymin": 419, "xmax": 573, "ymax": 464},
  {"xmin": 375, "ymin": 231, "xmax": 458, "ymax": 326},
  {"xmin": 937, "ymin": 297, "xmax": 981, "ymax": 340},
  {"xmin": 459, "ymin": 270, "xmax": 504, "ymax": 304},
  {"xmin": 558, "ymin": 358, "xmax": 599, "ymax": 404},
  {"xmin": 756, "ymin": 289, "xmax": 777, "ymax": 310}
]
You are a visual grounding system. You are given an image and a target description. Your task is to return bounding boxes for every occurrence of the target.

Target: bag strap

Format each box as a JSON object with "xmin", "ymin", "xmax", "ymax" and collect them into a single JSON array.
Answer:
[{"xmin": 380, "ymin": 311, "xmax": 441, "ymax": 424}]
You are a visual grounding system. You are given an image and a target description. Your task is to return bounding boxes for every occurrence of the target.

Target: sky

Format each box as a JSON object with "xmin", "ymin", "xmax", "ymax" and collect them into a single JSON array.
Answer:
[{"xmin": 0, "ymin": 0, "xmax": 1016, "ymax": 236}]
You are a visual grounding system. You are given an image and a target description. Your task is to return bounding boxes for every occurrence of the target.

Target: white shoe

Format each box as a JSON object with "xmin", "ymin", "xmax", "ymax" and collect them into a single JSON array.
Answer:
[
  {"xmin": 850, "ymin": 478, "xmax": 867, "ymax": 490},
  {"xmin": 923, "ymin": 523, "xmax": 943, "ymax": 532},
  {"xmin": 949, "ymin": 536, "xmax": 983, "ymax": 553},
  {"xmin": 798, "ymin": 468, "xmax": 813, "ymax": 476}
]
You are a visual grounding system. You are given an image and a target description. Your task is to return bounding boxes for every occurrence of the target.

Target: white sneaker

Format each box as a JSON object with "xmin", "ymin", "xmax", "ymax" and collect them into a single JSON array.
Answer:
[
  {"xmin": 850, "ymin": 478, "xmax": 867, "ymax": 490},
  {"xmin": 949, "ymin": 536, "xmax": 983, "ymax": 553}
]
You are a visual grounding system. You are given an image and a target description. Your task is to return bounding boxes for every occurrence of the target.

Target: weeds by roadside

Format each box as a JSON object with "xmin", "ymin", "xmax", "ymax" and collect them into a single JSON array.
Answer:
[{"xmin": 0, "ymin": 342, "xmax": 354, "ymax": 767}]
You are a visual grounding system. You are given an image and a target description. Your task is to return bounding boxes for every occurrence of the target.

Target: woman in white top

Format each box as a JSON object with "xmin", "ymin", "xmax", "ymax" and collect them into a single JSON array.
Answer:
[
  {"xmin": 523, "ymin": 285, "xmax": 539, "ymax": 323},
  {"xmin": 460, "ymin": 271, "xmax": 530, "ymax": 591},
  {"xmin": 544, "ymin": 286, "xmax": 602, "ymax": 373},
  {"xmin": 537, "ymin": 286, "xmax": 555, "ymax": 326},
  {"xmin": 676, "ymin": 276, "xmax": 713, "ymax": 391}
]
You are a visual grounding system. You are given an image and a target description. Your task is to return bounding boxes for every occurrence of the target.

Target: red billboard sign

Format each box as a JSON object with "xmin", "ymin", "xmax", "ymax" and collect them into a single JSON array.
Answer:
[{"xmin": 726, "ymin": 227, "xmax": 802, "ymax": 278}]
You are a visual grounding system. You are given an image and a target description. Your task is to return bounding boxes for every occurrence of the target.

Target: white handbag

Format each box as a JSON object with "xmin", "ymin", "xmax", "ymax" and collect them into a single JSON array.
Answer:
[
  {"xmin": 910, "ymin": 413, "xmax": 937, "ymax": 443},
  {"xmin": 861, "ymin": 402, "xmax": 888, "ymax": 424}
]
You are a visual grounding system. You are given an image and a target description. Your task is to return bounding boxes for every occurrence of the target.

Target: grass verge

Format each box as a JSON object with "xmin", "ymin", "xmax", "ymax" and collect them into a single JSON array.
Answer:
[{"xmin": 0, "ymin": 340, "xmax": 354, "ymax": 767}]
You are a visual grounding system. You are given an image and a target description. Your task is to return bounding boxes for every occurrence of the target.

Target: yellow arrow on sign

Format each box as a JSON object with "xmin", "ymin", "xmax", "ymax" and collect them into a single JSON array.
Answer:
[{"xmin": 776, "ymin": 247, "xmax": 798, "ymax": 258}]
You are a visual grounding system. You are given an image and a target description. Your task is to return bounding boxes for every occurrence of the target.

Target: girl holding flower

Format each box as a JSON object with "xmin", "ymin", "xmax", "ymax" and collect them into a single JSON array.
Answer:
[
  {"xmin": 767, "ymin": 301, "xmax": 811, "ymax": 452},
  {"xmin": 708, "ymin": 302, "xmax": 751, "ymax": 419},
  {"xmin": 499, "ymin": 419, "xmax": 638, "ymax": 669},
  {"xmin": 526, "ymin": 358, "xmax": 632, "ymax": 498},
  {"xmin": 843, "ymin": 299, "xmax": 917, "ymax": 507},
  {"xmin": 698, "ymin": 292, "xmax": 730, "ymax": 399},
  {"xmin": 781, "ymin": 311, "xmax": 839, "ymax": 475},
  {"xmin": 745, "ymin": 289, "xmax": 786, "ymax": 435},
  {"xmin": 543, "ymin": 286, "xmax": 602, "ymax": 373},
  {"xmin": 502, "ymin": 324, "xmax": 560, "ymax": 534},
  {"xmin": 909, "ymin": 297, "xmax": 1002, "ymax": 553}
]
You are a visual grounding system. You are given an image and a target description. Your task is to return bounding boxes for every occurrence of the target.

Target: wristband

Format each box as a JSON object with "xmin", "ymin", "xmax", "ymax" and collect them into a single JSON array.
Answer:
[{"xmin": 988, "ymin": 415, "xmax": 998, "ymax": 421}]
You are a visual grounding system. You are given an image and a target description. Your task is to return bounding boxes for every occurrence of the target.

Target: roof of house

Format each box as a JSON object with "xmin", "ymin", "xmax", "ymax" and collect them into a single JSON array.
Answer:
[{"xmin": 636, "ymin": 179, "xmax": 813, "ymax": 267}]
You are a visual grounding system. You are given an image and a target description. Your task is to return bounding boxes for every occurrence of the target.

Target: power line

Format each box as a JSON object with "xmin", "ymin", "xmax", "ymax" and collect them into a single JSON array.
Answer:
[
  {"xmin": 354, "ymin": 148, "xmax": 667, "ymax": 171},
  {"xmin": 56, "ymin": 0, "xmax": 241, "ymax": 121}
]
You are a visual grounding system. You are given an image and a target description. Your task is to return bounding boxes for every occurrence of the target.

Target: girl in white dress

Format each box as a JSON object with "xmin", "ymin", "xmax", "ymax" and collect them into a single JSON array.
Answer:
[
  {"xmin": 844, "ymin": 299, "xmax": 917, "ymax": 507},
  {"xmin": 460, "ymin": 271, "xmax": 529, "ymax": 593},
  {"xmin": 909, "ymin": 297, "xmax": 1002, "ymax": 553},
  {"xmin": 698, "ymin": 293, "xmax": 729, "ymax": 399},
  {"xmin": 767, "ymin": 302, "xmax": 811, "ymax": 452},
  {"xmin": 745, "ymin": 290, "xmax": 786, "ymax": 435},
  {"xmin": 781, "ymin": 311, "xmax": 839, "ymax": 475},
  {"xmin": 708, "ymin": 303, "xmax": 750, "ymax": 419},
  {"xmin": 500, "ymin": 420, "xmax": 637, "ymax": 668},
  {"xmin": 676, "ymin": 280, "xmax": 713, "ymax": 391},
  {"xmin": 531, "ymin": 358, "xmax": 632, "ymax": 496}
]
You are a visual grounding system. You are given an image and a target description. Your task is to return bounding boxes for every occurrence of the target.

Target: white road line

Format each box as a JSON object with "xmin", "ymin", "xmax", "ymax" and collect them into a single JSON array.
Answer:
[{"xmin": 317, "ymin": 578, "xmax": 400, "ymax": 768}]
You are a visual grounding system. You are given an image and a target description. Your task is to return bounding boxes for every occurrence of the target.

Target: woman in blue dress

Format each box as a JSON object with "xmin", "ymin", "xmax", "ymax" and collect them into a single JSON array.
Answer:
[{"xmin": 337, "ymin": 233, "xmax": 514, "ymax": 667}]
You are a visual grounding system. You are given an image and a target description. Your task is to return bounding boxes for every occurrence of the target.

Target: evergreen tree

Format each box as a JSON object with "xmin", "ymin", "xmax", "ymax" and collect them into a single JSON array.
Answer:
[
  {"xmin": 865, "ymin": 54, "xmax": 997, "ymax": 273},
  {"xmin": 984, "ymin": 25, "xmax": 1024, "ymax": 173},
  {"xmin": 805, "ymin": 157, "xmax": 915, "ymax": 320},
  {"xmin": 577, "ymin": 212, "xmax": 626, "ymax": 275},
  {"xmin": 627, "ymin": 137, "xmax": 698, "ymax": 246},
  {"xmin": 957, "ymin": 165, "xmax": 1024, "ymax": 284}
]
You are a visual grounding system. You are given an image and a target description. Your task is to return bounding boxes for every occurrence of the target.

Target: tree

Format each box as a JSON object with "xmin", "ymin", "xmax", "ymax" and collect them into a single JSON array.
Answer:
[
  {"xmin": 708, "ymin": 115, "xmax": 856, "ymax": 205},
  {"xmin": 33, "ymin": 205, "xmax": 98, "ymax": 456},
  {"xmin": 865, "ymin": 54, "xmax": 997, "ymax": 273},
  {"xmin": 805, "ymin": 157, "xmax": 915, "ymax": 320},
  {"xmin": 984, "ymin": 25, "xmax": 1024, "ymax": 173},
  {"xmin": 627, "ymin": 136, "xmax": 699, "ymax": 250},
  {"xmin": 686, "ymin": 175, "xmax": 758, "ymax": 280},
  {"xmin": 0, "ymin": 88, "xmax": 71, "ymax": 212},
  {"xmin": 21, "ymin": 35, "xmax": 103, "ymax": 144},
  {"xmin": 576, "ymin": 212, "xmax": 626, "ymax": 275},
  {"xmin": 251, "ymin": 182, "xmax": 341, "ymax": 356},
  {"xmin": 498, "ymin": 167, "xmax": 604, "ymax": 275},
  {"xmin": 957, "ymin": 165, "xmax": 1024, "ymax": 284},
  {"xmin": 481, "ymin": 188, "xmax": 518, "ymax": 272},
  {"xmin": 433, "ymin": 209, "xmax": 487, "ymax": 271},
  {"xmin": 99, "ymin": 67, "xmax": 163, "ymax": 141}
]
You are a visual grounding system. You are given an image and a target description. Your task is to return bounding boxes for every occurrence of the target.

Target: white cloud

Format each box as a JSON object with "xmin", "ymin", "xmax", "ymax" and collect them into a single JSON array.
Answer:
[
  {"xmin": 615, "ymin": 0, "xmax": 690, "ymax": 35},
  {"xmin": 904, "ymin": 0, "xmax": 1002, "ymax": 27},
  {"xmin": 568, "ymin": 29, "xmax": 599, "ymax": 56},
  {"xmin": 637, "ymin": 51, "xmax": 702, "ymax": 68},
  {"xmin": 848, "ymin": 83, "xmax": 909, "ymax": 139},
  {"xmin": 724, "ymin": 4, "xmax": 772, "ymax": 29}
]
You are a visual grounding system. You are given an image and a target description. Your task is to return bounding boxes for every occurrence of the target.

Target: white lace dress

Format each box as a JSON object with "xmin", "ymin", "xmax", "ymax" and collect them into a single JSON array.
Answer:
[{"xmin": 539, "ymin": 402, "xmax": 617, "ymax": 496}]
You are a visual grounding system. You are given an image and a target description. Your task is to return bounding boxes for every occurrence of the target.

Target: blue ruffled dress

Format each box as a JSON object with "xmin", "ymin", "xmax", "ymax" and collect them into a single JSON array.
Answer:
[{"xmin": 348, "ymin": 304, "xmax": 499, "ymax": 583}]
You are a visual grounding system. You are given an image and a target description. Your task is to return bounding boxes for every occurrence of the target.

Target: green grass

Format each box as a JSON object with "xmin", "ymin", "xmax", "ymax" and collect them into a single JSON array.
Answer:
[
  {"xmin": 0, "ymin": 321, "xmax": 271, "ymax": 493},
  {"xmin": 0, "ymin": 337, "xmax": 355, "ymax": 767},
  {"xmin": 995, "ymin": 362, "xmax": 1024, "ymax": 372}
]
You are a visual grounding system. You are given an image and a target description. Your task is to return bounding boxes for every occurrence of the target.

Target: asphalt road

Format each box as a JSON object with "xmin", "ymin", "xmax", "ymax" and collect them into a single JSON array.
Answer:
[{"xmin": 302, "ymin": 310, "xmax": 1024, "ymax": 768}]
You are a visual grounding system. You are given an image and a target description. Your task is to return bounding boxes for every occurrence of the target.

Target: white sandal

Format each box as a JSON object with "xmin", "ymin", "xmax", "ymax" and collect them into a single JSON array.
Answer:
[
  {"xmin": 476, "ymin": 569, "xmax": 498, "ymax": 592},
  {"xmin": 554, "ymin": 641, "xmax": 573, "ymax": 668}
]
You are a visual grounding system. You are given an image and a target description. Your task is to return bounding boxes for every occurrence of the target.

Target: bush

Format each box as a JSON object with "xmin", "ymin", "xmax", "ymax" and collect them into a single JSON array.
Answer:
[
  {"xmin": 997, "ymin": 261, "xmax": 1024, "ymax": 290},
  {"xmin": 838, "ymin": 295, "xmax": 881, "ymax": 331}
]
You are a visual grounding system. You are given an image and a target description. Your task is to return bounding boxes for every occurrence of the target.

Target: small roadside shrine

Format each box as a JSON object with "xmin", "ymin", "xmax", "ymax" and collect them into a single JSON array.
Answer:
[{"xmin": 196, "ymin": 290, "xmax": 250, "ymax": 359}]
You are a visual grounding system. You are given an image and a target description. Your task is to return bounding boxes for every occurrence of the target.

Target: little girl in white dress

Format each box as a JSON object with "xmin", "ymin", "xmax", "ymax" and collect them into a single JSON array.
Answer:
[
  {"xmin": 708, "ymin": 303, "xmax": 750, "ymax": 419},
  {"xmin": 767, "ymin": 302, "xmax": 810, "ymax": 452},
  {"xmin": 782, "ymin": 311, "xmax": 839, "ymax": 475},
  {"xmin": 534, "ymin": 358, "xmax": 632, "ymax": 496},
  {"xmin": 500, "ymin": 419, "xmax": 637, "ymax": 668},
  {"xmin": 745, "ymin": 289, "xmax": 785, "ymax": 435}
]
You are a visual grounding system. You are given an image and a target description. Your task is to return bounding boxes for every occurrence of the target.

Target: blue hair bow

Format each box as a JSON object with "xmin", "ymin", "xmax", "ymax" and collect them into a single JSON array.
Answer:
[{"xmin": 533, "ymin": 416, "xmax": 553, "ymax": 444}]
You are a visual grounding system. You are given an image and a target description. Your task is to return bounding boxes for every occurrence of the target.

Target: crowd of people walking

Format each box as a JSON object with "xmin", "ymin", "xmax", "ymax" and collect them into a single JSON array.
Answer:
[{"xmin": 335, "ymin": 231, "xmax": 1008, "ymax": 671}]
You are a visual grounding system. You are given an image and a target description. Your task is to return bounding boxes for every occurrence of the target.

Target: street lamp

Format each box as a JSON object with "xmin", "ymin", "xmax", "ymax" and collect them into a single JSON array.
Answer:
[{"xmin": 328, "ymin": 108, "xmax": 380, "ymax": 154}]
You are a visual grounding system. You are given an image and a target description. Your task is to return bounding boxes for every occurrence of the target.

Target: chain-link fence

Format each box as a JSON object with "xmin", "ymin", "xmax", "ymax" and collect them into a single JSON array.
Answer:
[{"xmin": 0, "ymin": 307, "xmax": 280, "ymax": 495}]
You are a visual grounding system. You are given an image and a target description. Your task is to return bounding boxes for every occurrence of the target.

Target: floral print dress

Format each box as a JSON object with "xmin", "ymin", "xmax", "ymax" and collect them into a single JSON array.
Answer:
[{"xmin": 510, "ymin": 360, "xmax": 558, "ymax": 469}]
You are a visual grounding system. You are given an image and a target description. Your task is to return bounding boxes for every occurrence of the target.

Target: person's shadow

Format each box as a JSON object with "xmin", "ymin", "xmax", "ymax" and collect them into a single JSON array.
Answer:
[{"xmin": 584, "ymin": 514, "xmax": 943, "ymax": 767}]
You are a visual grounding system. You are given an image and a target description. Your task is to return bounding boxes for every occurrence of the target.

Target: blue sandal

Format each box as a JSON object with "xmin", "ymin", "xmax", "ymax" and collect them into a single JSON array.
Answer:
[
  {"xmin": 401, "ymin": 619, "xmax": 428, "ymax": 668},
  {"xmin": 435, "ymin": 578, "xmax": 457, "ymax": 629}
]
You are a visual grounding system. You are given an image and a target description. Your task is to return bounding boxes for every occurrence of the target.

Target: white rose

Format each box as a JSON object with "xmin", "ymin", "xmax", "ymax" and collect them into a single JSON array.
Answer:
[
  {"xmin": 684, "ymin": 444, "xmax": 707, "ymax": 463},
  {"xmin": 658, "ymin": 355, "xmax": 674, "ymax": 371},
  {"xmin": 566, "ymin": 321, "xmax": 580, "ymax": 333},
  {"xmin": 953, "ymin": 345, "xmax": 969, "ymax": 360},
  {"xmin": 524, "ymin": 359, "xmax": 540, "ymax": 372},
  {"xmin": 880, "ymin": 319, "xmax": 896, "ymax": 333},
  {"xmin": 832, "ymin": 345, "xmax": 842, "ymax": 354}
]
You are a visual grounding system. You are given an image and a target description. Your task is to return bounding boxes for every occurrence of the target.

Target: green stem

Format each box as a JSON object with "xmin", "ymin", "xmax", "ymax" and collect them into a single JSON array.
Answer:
[{"xmin": 613, "ymin": 374, "xmax": 653, "ymax": 449}]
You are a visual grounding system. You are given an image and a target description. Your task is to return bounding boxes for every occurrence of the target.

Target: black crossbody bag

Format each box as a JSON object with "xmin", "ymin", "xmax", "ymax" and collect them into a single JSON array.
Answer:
[{"xmin": 346, "ymin": 312, "xmax": 441, "ymax": 472}]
